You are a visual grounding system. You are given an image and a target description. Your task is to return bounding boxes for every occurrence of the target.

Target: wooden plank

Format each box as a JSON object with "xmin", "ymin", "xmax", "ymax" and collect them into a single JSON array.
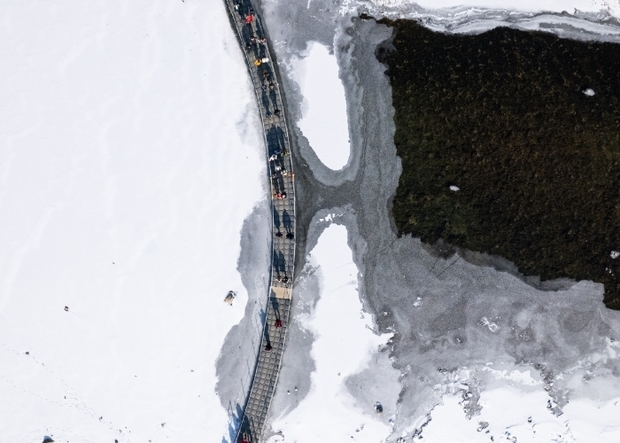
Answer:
[{"xmin": 271, "ymin": 286, "xmax": 291, "ymax": 300}]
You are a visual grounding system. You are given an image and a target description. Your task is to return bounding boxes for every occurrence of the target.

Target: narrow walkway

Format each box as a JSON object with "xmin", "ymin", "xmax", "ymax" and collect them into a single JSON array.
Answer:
[{"xmin": 223, "ymin": 1, "xmax": 297, "ymax": 442}]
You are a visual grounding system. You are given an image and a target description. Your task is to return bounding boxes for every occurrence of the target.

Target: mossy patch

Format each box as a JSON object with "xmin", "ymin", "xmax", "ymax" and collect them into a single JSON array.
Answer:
[{"xmin": 377, "ymin": 19, "xmax": 620, "ymax": 309}]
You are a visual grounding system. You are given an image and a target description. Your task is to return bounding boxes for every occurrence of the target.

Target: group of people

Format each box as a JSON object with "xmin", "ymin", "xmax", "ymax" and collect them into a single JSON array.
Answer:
[
  {"xmin": 261, "ymin": 71, "xmax": 281, "ymax": 117},
  {"xmin": 272, "ymin": 162, "xmax": 288, "ymax": 175},
  {"xmin": 258, "ymin": 57, "xmax": 283, "ymax": 120},
  {"xmin": 261, "ymin": 79, "xmax": 275, "ymax": 92},
  {"xmin": 270, "ymin": 150, "xmax": 291, "ymax": 187},
  {"xmin": 253, "ymin": 57, "xmax": 270, "ymax": 67},
  {"xmin": 237, "ymin": 0, "xmax": 272, "ymax": 78},
  {"xmin": 233, "ymin": 0, "xmax": 252, "ymax": 18},
  {"xmin": 275, "ymin": 231, "xmax": 294, "ymax": 240}
]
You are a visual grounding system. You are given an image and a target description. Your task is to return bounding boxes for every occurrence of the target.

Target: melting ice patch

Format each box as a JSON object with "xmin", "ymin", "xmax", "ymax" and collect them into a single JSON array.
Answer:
[
  {"xmin": 316, "ymin": 212, "xmax": 344, "ymax": 223},
  {"xmin": 291, "ymin": 42, "xmax": 351, "ymax": 171}
]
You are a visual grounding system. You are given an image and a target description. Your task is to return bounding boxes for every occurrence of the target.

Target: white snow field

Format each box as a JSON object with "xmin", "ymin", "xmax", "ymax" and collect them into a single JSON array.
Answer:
[
  {"xmin": 291, "ymin": 42, "xmax": 351, "ymax": 171},
  {"xmin": 417, "ymin": 363, "xmax": 620, "ymax": 442},
  {"xmin": 0, "ymin": 0, "xmax": 265, "ymax": 441},
  {"xmin": 268, "ymin": 224, "xmax": 392, "ymax": 442}
]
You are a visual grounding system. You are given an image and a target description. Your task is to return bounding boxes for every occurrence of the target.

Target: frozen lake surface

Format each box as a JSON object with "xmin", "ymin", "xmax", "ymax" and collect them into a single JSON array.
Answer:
[
  {"xmin": 261, "ymin": 0, "xmax": 620, "ymax": 441},
  {"xmin": 4, "ymin": 0, "xmax": 620, "ymax": 441}
]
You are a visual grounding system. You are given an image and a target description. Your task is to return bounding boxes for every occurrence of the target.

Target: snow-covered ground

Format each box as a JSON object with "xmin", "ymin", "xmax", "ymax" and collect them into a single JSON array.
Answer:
[
  {"xmin": 290, "ymin": 42, "xmax": 351, "ymax": 171},
  {"xmin": 0, "ymin": 0, "xmax": 265, "ymax": 441},
  {"xmin": 268, "ymin": 224, "xmax": 391, "ymax": 442}
]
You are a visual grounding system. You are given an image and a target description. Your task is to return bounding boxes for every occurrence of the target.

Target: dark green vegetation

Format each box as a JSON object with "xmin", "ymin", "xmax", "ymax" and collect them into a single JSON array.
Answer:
[{"xmin": 377, "ymin": 19, "xmax": 620, "ymax": 309}]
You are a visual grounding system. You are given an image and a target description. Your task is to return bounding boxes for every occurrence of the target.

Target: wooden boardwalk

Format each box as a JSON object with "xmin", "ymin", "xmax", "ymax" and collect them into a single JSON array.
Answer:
[{"xmin": 223, "ymin": 1, "xmax": 297, "ymax": 442}]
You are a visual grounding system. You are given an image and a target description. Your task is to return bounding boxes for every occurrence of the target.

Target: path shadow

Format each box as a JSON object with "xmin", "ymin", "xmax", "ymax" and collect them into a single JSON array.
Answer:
[
  {"xmin": 225, "ymin": 402, "xmax": 245, "ymax": 443},
  {"xmin": 271, "ymin": 175, "xmax": 284, "ymax": 193},
  {"xmin": 266, "ymin": 125, "xmax": 283, "ymax": 155},
  {"xmin": 272, "ymin": 250, "xmax": 289, "ymax": 280},
  {"xmin": 278, "ymin": 251, "xmax": 286, "ymax": 275},
  {"xmin": 263, "ymin": 320, "xmax": 272, "ymax": 349},
  {"xmin": 271, "ymin": 297, "xmax": 281, "ymax": 321},
  {"xmin": 273, "ymin": 249, "xmax": 282, "ymax": 275},
  {"xmin": 257, "ymin": 42, "xmax": 267, "ymax": 59},
  {"xmin": 261, "ymin": 90, "xmax": 271, "ymax": 115},
  {"xmin": 273, "ymin": 207, "xmax": 281, "ymax": 230},
  {"xmin": 254, "ymin": 11, "xmax": 266, "ymax": 39},
  {"xmin": 269, "ymin": 89, "xmax": 278, "ymax": 109},
  {"xmin": 258, "ymin": 307, "xmax": 266, "ymax": 326},
  {"xmin": 266, "ymin": 125, "xmax": 288, "ymax": 156},
  {"xmin": 283, "ymin": 210, "xmax": 292, "ymax": 234},
  {"xmin": 277, "ymin": 126, "xmax": 287, "ymax": 150},
  {"xmin": 241, "ymin": 24, "xmax": 252, "ymax": 44},
  {"xmin": 234, "ymin": 412, "xmax": 255, "ymax": 443}
]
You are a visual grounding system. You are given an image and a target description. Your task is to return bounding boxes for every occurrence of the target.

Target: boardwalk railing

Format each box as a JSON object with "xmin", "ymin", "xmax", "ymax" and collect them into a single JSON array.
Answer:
[{"xmin": 223, "ymin": 1, "xmax": 297, "ymax": 442}]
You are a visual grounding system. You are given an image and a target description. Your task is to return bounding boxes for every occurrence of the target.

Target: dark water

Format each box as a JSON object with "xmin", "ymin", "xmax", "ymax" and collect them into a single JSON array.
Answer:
[{"xmin": 379, "ymin": 19, "xmax": 620, "ymax": 309}]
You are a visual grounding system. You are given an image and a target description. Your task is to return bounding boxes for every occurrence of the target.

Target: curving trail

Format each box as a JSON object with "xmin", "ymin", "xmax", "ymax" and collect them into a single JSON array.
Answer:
[{"xmin": 223, "ymin": 1, "xmax": 297, "ymax": 442}]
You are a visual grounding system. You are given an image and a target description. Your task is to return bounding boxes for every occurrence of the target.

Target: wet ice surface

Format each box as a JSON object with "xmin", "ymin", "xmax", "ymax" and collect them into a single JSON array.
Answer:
[
  {"xmin": 290, "ymin": 42, "xmax": 351, "ymax": 170},
  {"xmin": 257, "ymin": 0, "xmax": 620, "ymax": 440}
]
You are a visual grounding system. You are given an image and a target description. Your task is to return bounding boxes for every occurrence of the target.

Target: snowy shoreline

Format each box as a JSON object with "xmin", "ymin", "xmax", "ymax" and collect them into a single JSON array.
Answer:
[{"xmin": 350, "ymin": 0, "xmax": 620, "ymax": 42}]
